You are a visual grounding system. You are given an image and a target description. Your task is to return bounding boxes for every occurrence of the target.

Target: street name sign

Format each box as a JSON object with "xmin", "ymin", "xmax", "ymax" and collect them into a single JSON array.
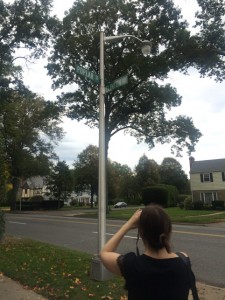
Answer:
[
  {"xmin": 75, "ymin": 64, "xmax": 99, "ymax": 83},
  {"xmin": 105, "ymin": 75, "xmax": 128, "ymax": 93}
]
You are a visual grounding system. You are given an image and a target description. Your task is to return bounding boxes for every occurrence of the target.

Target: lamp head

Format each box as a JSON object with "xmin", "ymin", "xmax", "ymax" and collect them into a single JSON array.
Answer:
[{"xmin": 141, "ymin": 40, "xmax": 152, "ymax": 56}]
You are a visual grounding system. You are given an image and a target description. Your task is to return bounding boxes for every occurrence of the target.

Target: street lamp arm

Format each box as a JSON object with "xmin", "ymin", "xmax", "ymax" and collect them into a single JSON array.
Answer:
[
  {"xmin": 104, "ymin": 34, "xmax": 144, "ymax": 43},
  {"xmin": 104, "ymin": 34, "xmax": 151, "ymax": 56}
]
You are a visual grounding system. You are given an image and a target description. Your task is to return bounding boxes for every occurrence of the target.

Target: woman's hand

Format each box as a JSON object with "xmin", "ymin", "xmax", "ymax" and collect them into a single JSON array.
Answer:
[{"xmin": 125, "ymin": 209, "xmax": 142, "ymax": 230}]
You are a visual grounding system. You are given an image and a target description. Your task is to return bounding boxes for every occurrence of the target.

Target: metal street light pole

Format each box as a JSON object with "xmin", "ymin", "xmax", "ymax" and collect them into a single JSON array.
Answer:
[
  {"xmin": 90, "ymin": 31, "xmax": 151, "ymax": 281},
  {"xmin": 98, "ymin": 31, "xmax": 106, "ymax": 253}
]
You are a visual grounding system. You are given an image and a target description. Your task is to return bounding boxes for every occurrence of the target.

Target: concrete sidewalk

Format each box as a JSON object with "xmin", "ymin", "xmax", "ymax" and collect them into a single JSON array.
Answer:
[
  {"xmin": 0, "ymin": 274, "xmax": 225, "ymax": 300},
  {"xmin": 0, "ymin": 274, "xmax": 47, "ymax": 300}
]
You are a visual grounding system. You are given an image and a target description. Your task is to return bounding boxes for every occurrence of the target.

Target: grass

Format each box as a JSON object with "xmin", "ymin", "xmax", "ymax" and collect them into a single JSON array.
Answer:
[
  {"xmin": 0, "ymin": 237, "xmax": 126, "ymax": 300},
  {"xmin": 76, "ymin": 207, "xmax": 225, "ymax": 224}
]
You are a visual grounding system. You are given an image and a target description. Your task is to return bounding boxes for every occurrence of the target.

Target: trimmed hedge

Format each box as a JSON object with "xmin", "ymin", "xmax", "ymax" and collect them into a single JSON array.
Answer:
[
  {"xmin": 142, "ymin": 186, "xmax": 169, "ymax": 207},
  {"xmin": 211, "ymin": 200, "xmax": 224, "ymax": 210},
  {"xmin": 16, "ymin": 200, "xmax": 64, "ymax": 210},
  {"xmin": 142, "ymin": 184, "xmax": 178, "ymax": 207},
  {"xmin": 158, "ymin": 184, "xmax": 178, "ymax": 207}
]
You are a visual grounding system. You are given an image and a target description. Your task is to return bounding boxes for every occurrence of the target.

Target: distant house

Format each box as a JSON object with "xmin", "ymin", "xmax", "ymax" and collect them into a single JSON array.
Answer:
[
  {"xmin": 21, "ymin": 176, "xmax": 50, "ymax": 200},
  {"xmin": 189, "ymin": 157, "xmax": 225, "ymax": 204},
  {"xmin": 21, "ymin": 176, "xmax": 96, "ymax": 206},
  {"xmin": 67, "ymin": 190, "xmax": 97, "ymax": 206}
]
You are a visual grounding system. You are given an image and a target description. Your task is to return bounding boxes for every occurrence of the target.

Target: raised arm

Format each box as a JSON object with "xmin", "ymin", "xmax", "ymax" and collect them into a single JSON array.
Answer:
[{"xmin": 99, "ymin": 209, "xmax": 142, "ymax": 275}]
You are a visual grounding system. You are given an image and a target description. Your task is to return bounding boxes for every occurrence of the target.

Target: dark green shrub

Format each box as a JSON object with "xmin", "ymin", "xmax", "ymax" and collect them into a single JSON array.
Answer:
[
  {"xmin": 184, "ymin": 196, "xmax": 193, "ymax": 210},
  {"xmin": 192, "ymin": 201, "xmax": 204, "ymax": 210},
  {"xmin": 142, "ymin": 186, "xmax": 169, "ymax": 207},
  {"xmin": 16, "ymin": 201, "xmax": 34, "ymax": 210},
  {"xmin": 41, "ymin": 200, "xmax": 64, "ymax": 209},
  {"xmin": 177, "ymin": 194, "xmax": 190, "ymax": 207},
  {"xmin": 212, "ymin": 200, "xmax": 225, "ymax": 210},
  {"xmin": 0, "ymin": 210, "xmax": 5, "ymax": 241},
  {"xmin": 158, "ymin": 184, "xmax": 178, "ymax": 207},
  {"xmin": 127, "ymin": 197, "xmax": 142, "ymax": 205},
  {"xmin": 16, "ymin": 200, "xmax": 64, "ymax": 210},
  {"xmin": 31, "ymin": 196, "xmax": 44, "ymax": 202},
  {"xmin": 70, "ymin": 199, "xmax": 77, "ymax": 206}
]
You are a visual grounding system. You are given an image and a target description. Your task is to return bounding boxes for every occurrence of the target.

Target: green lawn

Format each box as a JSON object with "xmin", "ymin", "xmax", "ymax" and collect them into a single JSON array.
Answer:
[
  {"xmin": 78, "ymin": 206, "xmax": 225, "ymax": 224},
  {"xmin": 0, "ymin": 237, "xmax": 126, "ymax": 300}
]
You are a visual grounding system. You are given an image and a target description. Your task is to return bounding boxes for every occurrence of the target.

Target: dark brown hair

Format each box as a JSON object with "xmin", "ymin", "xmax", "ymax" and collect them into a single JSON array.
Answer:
[{"xmin": 138, "ymin": 204, "xmax": 172, "ymax": 253}]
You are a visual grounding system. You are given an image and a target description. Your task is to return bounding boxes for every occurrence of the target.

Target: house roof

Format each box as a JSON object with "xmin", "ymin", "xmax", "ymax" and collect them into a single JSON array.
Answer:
[
  {"xmin": 22, "ymin": 176, "xmax": 47, "ymax": 189},
  {"xmin": 190, "ymin": 158, "xmax": 225, "ymax": 173}
]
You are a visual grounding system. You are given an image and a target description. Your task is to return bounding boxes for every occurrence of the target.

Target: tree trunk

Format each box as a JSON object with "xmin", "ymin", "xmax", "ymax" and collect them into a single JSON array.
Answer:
[
  {"xmin": 10, "ymin": 177, "xmax": 21, "ymax": 211},
  {"xmin": 90, "ymin": 186, "xmax": 94, "ymax": 208}
]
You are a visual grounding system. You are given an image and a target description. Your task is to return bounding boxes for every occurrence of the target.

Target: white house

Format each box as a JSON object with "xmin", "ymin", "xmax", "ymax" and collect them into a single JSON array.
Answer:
[{"xmin": 189, "ymin": 157, "xmax": 225, "ymax": 204}]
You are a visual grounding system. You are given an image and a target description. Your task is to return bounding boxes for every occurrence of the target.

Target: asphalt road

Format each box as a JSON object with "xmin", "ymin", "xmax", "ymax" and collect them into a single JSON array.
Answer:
[{"xmin": 5, "ymin": 212, "xmax": 225, "ymax": 288}]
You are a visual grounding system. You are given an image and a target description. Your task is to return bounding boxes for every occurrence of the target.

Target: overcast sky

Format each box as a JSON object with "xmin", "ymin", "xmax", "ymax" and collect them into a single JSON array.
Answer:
[{"xmin": 7, "ymin": 0, "xmax": 225, "ymax": 176}]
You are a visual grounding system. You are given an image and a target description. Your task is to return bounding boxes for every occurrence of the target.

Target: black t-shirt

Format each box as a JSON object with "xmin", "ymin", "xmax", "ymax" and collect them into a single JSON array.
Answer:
[{"xmin": 117, "ymin": 252, "xmax": 190, "ymax": 300}]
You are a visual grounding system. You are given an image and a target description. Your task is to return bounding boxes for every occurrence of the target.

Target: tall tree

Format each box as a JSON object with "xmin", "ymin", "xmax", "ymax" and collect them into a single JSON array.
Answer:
[
  {"xmin": 1, "ymin": 91, "xmax": 63, "ymax": 210},
  {"xmin": 135, "ymin": 154, "xmax": 160, "ymax": 190},
  {"xmin": 0, "ymin": 0, "xmax": 63, "ymax": 210},
  {"xmin": 0, "ymin": 0, "xmax": 56, "ymax": 90},
  {"xmin": 73, "ymin": 145, "xmax": 99, "ymax": 208},
  {"xmin": 46, "ymin": 0, "xmax": 225, "ymax": 161},
  {"xmin": 107, "ymin": 161, "xmax": 133, "ymax": 202},
  {"xmin": 159, "ymin": 157, "xmax": 189, "ymax": 193},
  {"xmin": 47, "ymin": 161, "xmax": 74, "ymax": 206}
]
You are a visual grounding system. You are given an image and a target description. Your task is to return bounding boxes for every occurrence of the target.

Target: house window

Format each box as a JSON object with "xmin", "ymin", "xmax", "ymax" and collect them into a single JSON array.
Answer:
[
  {"xmin": 200, "ymin": 173, "xmax": 213, "ymax": 182},
  {"xmin": 33, "ymin": 189, "xmax": 42, "ymax": 195},
  {"xmin": 222, "ymin": 172, "xmax": 225, "ymax": 181},
  {"xmin": 200, "ymin": 192, "xmax": 217, "ymax": 204}
]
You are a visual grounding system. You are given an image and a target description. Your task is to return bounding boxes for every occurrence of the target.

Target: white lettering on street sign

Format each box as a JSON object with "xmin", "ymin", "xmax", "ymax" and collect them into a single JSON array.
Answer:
[
  {"xmin": 75, "ymin": 65, "xmax": 99, "ymax": 83},
  {"xmin": 105, "ymin": 75, "xmax": 128, "ymax": 93}
]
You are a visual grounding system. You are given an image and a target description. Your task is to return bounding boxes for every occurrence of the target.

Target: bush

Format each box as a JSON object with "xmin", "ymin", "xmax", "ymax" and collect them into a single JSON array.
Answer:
[
  {"xmin": 31, "ymin": 196, "xmax": 44, "ymax": 202},
  {"xmin": 177, "ymin": 194, "xmax": 190, "ymax": 208},
  {"xmin": 142, "ymin": 186, "xmax": 169, "ymax": 207},
  {"xmin": 212, "ymin": 200, "xmax": 225, "ymax": 210},
  {"xmin": 16, "ymin": 200, "xmax": 64, "ymax": 210},
  {"xmin": 158, "ymin": 184, "xmax": 178, "ymax": 207},
  {"xmin": 192, "ymin": 201, "xmax": 204, "ymax": 210},
  {"xmin": 70, "ymin": 199, "xmax": 77, "ymax": 206},
  {"xmin": 128, "ymin": 198, "xmax": 142, "ymax": 205},
  {"xmin": 0, "ymin": 210, "xmax": 5, "ymax": 241},
  {"xmin": 41, "ymin": 200, "xmax": 64, "ymax": 210},
  {"xmin": 184, "ymin": 196, "xmax": 193, "ymax": 210}
]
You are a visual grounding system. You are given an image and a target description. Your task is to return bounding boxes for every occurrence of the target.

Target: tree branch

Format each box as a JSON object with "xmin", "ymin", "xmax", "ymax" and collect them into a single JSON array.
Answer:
[
  {"xmin": 212, "ymin": 49, "xmax": 225, "ymax": 56},
  {"xmin": 110, "ymin": 125, "xmax": 163, "ymax": 138}
]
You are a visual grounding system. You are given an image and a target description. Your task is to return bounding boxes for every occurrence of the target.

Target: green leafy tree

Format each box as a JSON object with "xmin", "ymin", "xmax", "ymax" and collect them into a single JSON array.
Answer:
[
  {"xmin": 46, "ymin": 0, "xmax": 220, "ymax": 162},
  {"xmin": 73, "ymin": 145, "xmax": 99, "ymax": 208},
  {"xmin": 0, "ymin": 0, "xmax": 63, "ymax": 210},
  {"xmin": 47, "ymin": 161, "xmax": 74, "ymax": 206},
  {"xmin": 0, "ymin": 0, "xmax": 57, "ymax": 92},
  {"xmin": 109, "ymin": 162, "xmax": 140, "ymax": 204},
  {"xmin": 1, "ymin": 92, "xmax": 63, "ymax": 210},
  {"xmin": 107, "ymin": 161, "xmax": 133, "ymax": 202},
  {"xmin": 135, "ymin": 155, "xmax": 160, "ymax": 190},
  {"xmin": 159, "ymin": 157, "xmax": 189, "ymax": 193}
]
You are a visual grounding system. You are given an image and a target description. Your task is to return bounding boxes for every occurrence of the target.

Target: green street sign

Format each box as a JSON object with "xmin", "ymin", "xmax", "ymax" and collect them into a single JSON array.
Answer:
[
  {"xmin": 75, "ymin": 65, "xmax": 99, "ymax": 83},
  {"xmin": 105, "ymin": 75, "xmax": 128, "ymax": 93}
]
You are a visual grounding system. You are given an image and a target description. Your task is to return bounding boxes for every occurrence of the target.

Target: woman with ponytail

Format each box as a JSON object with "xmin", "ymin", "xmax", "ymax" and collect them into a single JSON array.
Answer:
[{"xmin": 100, "ymin": 204, "xmax": 197, "ymax": 300}]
